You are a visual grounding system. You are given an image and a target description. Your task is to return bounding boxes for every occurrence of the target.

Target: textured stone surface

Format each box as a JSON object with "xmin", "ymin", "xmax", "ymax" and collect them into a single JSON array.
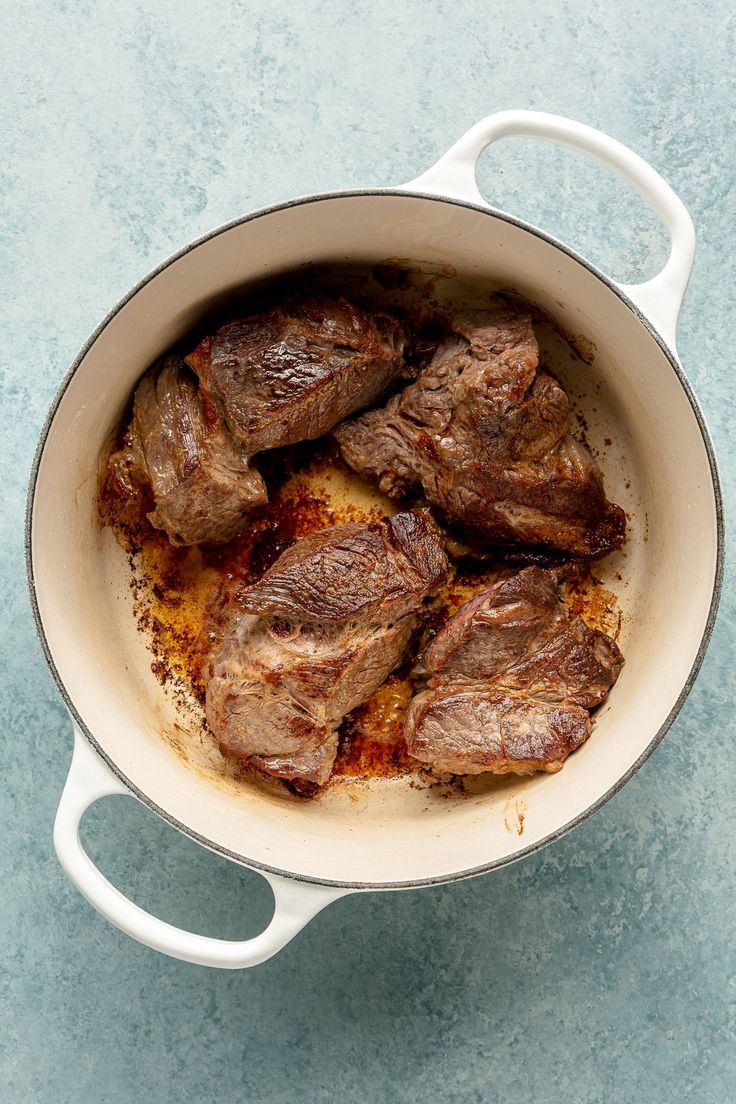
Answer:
[{"xmin": 2, "ymin": 2, "xmax": 734, "ymax": 1100}]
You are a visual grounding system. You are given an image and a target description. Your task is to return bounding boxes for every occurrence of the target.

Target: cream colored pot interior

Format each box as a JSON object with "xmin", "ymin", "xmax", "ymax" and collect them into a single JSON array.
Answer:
[{"xmin": 31, "ymin": 193, "xmax": 719, "ymax": 886}]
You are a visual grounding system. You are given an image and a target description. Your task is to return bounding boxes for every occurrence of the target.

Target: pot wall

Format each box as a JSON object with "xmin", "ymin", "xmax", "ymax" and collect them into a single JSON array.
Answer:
[{"xmin": 30, "ymin": 192, "xmax": 719, "ymax": 886}]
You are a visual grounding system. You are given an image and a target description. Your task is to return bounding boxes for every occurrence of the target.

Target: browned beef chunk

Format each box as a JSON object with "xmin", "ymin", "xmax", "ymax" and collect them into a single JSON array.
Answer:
[
  {"xmin": 405, "ymin": 566, "xmax": 623, "ymax": 776},
  {"xmin": 207, "ymin": 617, "xmax": 414, "ymax": 786},
  {"xmin": 108, "ymin": 296, "xmax": 406, "ymax": 548},
  {"xmin": 405, "ymin": 688, "xmax": 591, "ymax": 775},
  {"xmin": 186, "ymin": 295, "xmax": 407, "ymax": 453},
  {"xmin": 108, "ymin": 358, "xmax": 267, "ymax": 546},
  {"xmin": 335, "ymin": 304, "xmax": 625, "ymax": 558},
  {"xmin": 206, "ymin": 511, "xmax": 450, "ymax": 786},
  {"xmin": 424, "ymin": 567, "xmax": 623, "ymax": 707},
  {"xmin": 240, "ymin": 509, "xmax": 448, "ymax": 626},
  {"xmin": 423, "ymin": 567, "xmax": 561, "ymax": 679}
]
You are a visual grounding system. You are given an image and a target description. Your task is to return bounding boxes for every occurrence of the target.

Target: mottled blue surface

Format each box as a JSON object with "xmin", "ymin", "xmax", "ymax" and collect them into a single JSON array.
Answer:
[{"xmin": 2, "ymin": 3, "xmax": 734, "ymax": 1101}]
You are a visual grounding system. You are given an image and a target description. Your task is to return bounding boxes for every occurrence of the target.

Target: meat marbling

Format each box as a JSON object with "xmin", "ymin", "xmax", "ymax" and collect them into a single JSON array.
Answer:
[
  {"xmin": 206, "ymin": 510, "xmax": 449, "ymax": 787},
  {"xmin": 335, "ymin": 303, "xmax": 626, "ymax": 557},
  {"xmin": 405, "ymin": 566, "xmax": 623, "ymax": 775}
]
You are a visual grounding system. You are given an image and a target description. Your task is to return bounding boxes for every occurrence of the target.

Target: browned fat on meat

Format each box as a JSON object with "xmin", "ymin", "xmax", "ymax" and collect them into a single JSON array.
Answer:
[
  {"xmin": 108, "ymin": 357, "xmax": 267, "ymax": 547},
  {"xmin": 405, "ymin": 566, "xmax": 623, "ymax": 776},
  {"xmin": 186, "ymin": 294, "xmax": 407, "ymax": 454},
  {"xmin": 207, "ymin": 511, "xmax": 450, "ymax": 787},
  {"xmin": 335, "ymin": 303, "xmax": 626, "ymax": 558}
]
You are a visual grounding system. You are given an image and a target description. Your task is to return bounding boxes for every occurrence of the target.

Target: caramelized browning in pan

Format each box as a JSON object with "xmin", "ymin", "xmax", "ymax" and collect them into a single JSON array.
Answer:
[{"xmin": 99, "ymin": 275, "xmax": 625, "ymax": 793}]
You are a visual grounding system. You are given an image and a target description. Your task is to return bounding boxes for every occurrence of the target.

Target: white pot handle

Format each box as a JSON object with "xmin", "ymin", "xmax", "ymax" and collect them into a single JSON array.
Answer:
[
  {"xmin": 404, "ymin": 110, "xmax": 695, "ymax": 348},
  {"xmin": 54, "ymin": 725, "xmax": 349, "ymax": 968}
]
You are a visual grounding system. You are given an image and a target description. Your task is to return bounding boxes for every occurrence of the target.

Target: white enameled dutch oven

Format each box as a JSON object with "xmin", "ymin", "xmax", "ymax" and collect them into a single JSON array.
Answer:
[{"xmin": 27, "ymin": 111, "xmax": 723, "ymax": 968}]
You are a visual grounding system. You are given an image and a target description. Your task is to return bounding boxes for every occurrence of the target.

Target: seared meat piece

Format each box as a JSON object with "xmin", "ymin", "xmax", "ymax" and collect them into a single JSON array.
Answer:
[
  {"xmin": 207, "ymin": 616, "xmax": 414, "ymax": 786},
  {"xmin": 406, "ymin": 688, "xmax": 591, "ymax": 775},
  {"xmin": 108, "ymin": 358, "xmax": 266, "ymax": 546},
  {"xmin": 335, "ymin": 304, "xmax": 625, "ymax": 557},
  {"xmin": 206, "ymin": 511, "xmax": 449, "ymax": 786},
  {"xmin": 423, "ymin": 567, "xmax": 561, "ymax": 680},
  {"xmin": 424, "ymin": 566, "xmax": 623, "ymax": 707},
  {"xmin": 108, "ymin": 296, "xmax": 406, "ymax": 548},
  {"xmin": 487, "ymin": 619, "xmax": 623, "ymax": 709},
  {"xmin": 405, "ymin": 566, "xmax": 623, "ymax": 775},
  {"xmin": 241, "ymin": 509, "xmax": 449, "ymax": 625},
  {"xmin": 186, "ymin": 295, "xmax": 407, "ymax": 453}
]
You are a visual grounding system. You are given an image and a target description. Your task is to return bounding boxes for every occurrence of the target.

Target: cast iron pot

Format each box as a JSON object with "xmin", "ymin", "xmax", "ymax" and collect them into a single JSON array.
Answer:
[{"xmin": 27, "ymin": 111, "xmax": 723, "ymax": 967}]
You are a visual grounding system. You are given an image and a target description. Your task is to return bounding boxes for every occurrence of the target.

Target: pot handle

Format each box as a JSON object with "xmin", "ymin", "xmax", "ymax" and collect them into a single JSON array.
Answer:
[
  {"xmin": 404, "ymin": 110, "xmax": 695, "ymax": 347},
  {"xmin": 54, "ymin": 726, "xmax": 349, "ymax": 968}
]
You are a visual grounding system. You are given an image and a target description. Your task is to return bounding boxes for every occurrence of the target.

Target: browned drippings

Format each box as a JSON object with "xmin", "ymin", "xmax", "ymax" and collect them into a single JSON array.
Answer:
[
  {"xmin": 562, "ymin": 566, "xmax": 622, "ymax": 640},
  {"xmin": 334, "ymin": 676, "xmax": 416, "ymax": 777}
]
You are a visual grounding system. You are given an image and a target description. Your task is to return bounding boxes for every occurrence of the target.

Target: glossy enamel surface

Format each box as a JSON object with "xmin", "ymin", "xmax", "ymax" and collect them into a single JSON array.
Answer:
[{"xmin": 28, "ymin": 190, "xmax": 722, "ymax": 888}]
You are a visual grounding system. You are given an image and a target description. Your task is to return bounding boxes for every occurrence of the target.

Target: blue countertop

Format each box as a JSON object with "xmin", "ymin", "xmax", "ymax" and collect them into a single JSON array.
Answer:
[{"xmin": 2, "ymin": 2, "xmax": 734, "ymax": 1100}]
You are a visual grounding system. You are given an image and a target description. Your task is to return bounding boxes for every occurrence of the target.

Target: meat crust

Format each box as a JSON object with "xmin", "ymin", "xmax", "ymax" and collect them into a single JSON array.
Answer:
[
  {"xmin": 404, "ymin": 566, "xmax": 623, "ymax": 776},
  {"xmin": 186, "ymin": 295, "xmax": 407, "ymax": 453},
  {"xmin": 207, "ymin": 511, "xmax": 449, "ymax": 785},
  {"xmin": 108, "ymin": 358, "xmax": 266, "ymax": 546},
  {"xmin": 336, "ymin": 304, "xmax": 625, "ymax": 557}
]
